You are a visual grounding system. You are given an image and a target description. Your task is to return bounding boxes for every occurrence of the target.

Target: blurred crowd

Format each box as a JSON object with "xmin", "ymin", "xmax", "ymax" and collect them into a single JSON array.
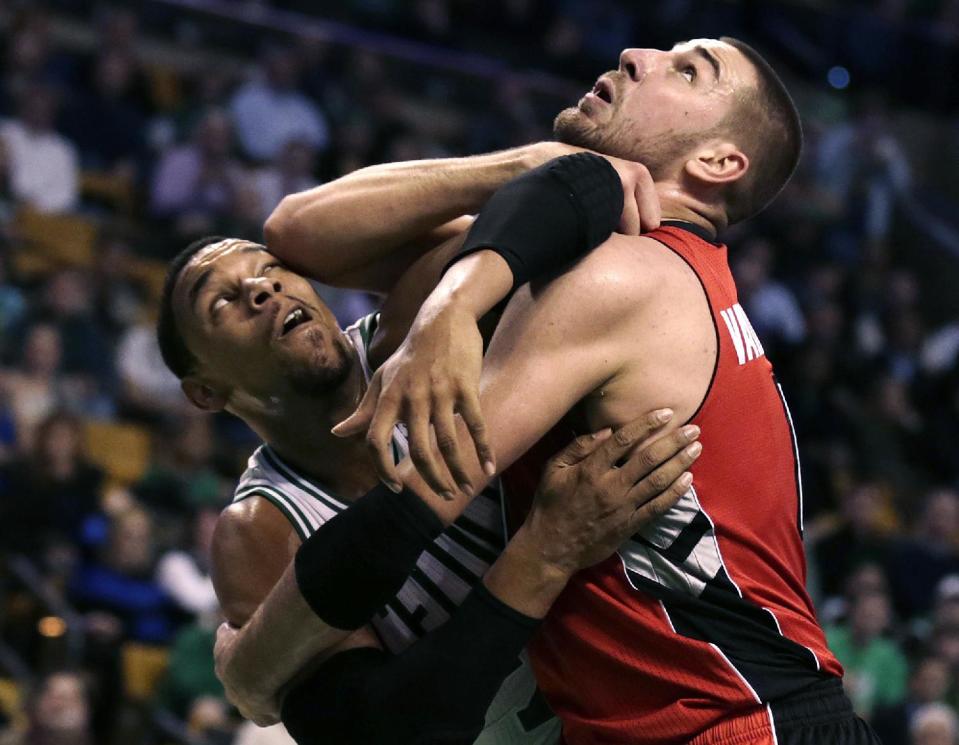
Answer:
[{"xmin": 0, "ymin": 1, "xmax": 957, "ymax": 744}]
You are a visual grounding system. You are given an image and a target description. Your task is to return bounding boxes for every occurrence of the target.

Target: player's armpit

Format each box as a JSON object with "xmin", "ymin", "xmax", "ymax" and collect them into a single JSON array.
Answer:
[{"xmin": 211, "ymin": 497, "xmax": 300, "ymax": 627}]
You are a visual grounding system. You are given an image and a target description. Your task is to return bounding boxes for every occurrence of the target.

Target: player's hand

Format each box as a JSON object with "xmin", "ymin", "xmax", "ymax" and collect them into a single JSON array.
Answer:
[
  {"xmin": 524, "ymin": 409, "xmax": 701, "ymax": 574},
  {"xmin": 333, "ymin": 300, "xmax": 494, "ymax": 498},
  {"xmin": 214, "ymin": 622, "xmax": 281, "ymax": 727},
  {"xmin": 523, "ymin": 142, "xmax": 661, "ymax": 235}
]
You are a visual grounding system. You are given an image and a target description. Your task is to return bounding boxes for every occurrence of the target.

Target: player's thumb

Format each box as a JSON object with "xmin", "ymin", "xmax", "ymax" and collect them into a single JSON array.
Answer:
[
  {"xmin": 552, "ymin": 428, "xmax": 613, "ymax": 468},
  {"xmin": 332, "ymin": 378, "xmax": 379, "ymax": 437}
]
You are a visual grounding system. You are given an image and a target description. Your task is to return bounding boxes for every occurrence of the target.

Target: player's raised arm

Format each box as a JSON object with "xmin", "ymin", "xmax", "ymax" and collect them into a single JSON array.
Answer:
[
  {"xmin": 333, "ymin": 152, "xmax": 660, "ymax": 494},
  {"xmin": 264, "ymin": 142, "xmax": 577, "ymax": 293}
]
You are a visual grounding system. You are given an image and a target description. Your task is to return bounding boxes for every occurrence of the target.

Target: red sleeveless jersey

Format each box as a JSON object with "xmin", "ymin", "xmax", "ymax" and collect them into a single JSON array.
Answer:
[{"xmin": 502, "ymin": 224, "xmax": 842, "ymax": 745}]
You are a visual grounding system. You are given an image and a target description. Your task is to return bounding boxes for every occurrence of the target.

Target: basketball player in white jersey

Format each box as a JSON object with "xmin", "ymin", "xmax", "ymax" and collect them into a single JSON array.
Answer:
[{"xmin": 158, "ymin": 152, "xmax": 695, "ymax": 742}]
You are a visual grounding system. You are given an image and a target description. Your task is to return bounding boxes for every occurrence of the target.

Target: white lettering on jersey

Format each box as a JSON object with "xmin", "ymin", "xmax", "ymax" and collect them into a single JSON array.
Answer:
[{"xmin": 720, "ymin": 303, "xmax": 765, "ymax": 366}]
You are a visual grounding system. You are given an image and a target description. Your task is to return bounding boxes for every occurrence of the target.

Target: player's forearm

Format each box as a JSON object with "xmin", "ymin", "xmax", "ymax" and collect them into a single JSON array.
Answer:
[
  {"xmin": 219, "ymin": 565, "xmax": 350, "ymax": 705},
  {"xmin": 422, "ymin": 250, "xmax": 515, "ymax": 322},
  {"xmin": 264, "ymin": 147, "xmax": 538, "ymax": 285},
  {"xmin": 482, "ymin": 523, "xmax": 572, "ymax": 618}
]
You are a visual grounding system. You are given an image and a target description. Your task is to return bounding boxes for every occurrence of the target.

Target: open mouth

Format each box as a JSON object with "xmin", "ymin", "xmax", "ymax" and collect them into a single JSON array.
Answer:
[
  {"xmin": 592, "ymin": 78, "xmax": 614, "ymax": 104},
  {"xmin": 278, "ymin": 306, "xmax": 313, "ymax": 337}
]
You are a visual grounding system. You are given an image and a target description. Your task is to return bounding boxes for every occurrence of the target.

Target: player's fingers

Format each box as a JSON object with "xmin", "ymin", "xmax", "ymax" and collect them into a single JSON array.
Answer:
[
  {"xmin": 626, "ymin": 471, "xmax": 693, "ymax": 533},
  {"xmin": 549, "ymin": 428, "xmax": 614, "ymax": 469},
  {"xmin": 432, "ymin": 399, "xmax": 472, "ymax": 496},
  {"xmin": 458, "ymin": 390, "xmax": 496, "ymax": 477},
  {"xmin": 618, "ymin": 424, "xmax": 700, "ymax": 487},
  {"xmin": 624, "ymin": 440, "xmax": 701, "ymax": 505},
  {"xmin": 597, "ymin": 408, "xmax": 674, "ymax": 466},
  {"xmin": 406, "ymin": 401, "xmax": 456, "ymax": 499},
  {"xmin": 365, "ymin": 395, "xmax": 403, "ymax": 492},
  {"xmin": 633, "ymin": 165, "xmax": 661, "ymax": 233},
  {"xmin": 332, "ymin": 373, "xmax": 381, "ymax": 437}
]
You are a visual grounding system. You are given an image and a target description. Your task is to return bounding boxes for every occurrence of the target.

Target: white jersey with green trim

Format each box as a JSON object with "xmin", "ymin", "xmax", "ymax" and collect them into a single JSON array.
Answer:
[{"xmin": 233, "ymin": 313, "xmax": 560, "ymax": 745}]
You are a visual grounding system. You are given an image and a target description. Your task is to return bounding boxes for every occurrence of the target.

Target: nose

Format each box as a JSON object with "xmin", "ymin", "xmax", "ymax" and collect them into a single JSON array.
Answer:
[
  {"xmin": 618, "ymin": 48, "xmax": 655, "ymax": 82},
  {"xmin": 244, "ymin": 276, "xmax": 282, "ymax": 310}
]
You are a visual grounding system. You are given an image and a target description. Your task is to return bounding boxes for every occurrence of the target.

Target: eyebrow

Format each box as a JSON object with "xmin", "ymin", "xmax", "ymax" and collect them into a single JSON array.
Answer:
[
  {"xmin": 693, "ymin": 45, "xmax": 722, "ymax": 81},
  {"xmin": 188, "ymin": 244, "xmax": 265, "ymax": 316}
]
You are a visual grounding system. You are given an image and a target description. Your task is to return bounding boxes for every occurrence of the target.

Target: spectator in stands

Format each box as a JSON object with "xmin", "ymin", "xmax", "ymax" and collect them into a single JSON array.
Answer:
[
  {"xmin": 63, "ymin": 48, "xmax": 145, "ymax": 173},
  {"xmin": 732, "ymin": 237, "xmax": 807, "ymax": 351},
  {"xmin": 133, "ymin": 415, "xmax": 225, "ymax": 519},
  {"xmin": 150, "ymin": 108, "xmax": 251, "ymax": 238},
  {"xmin": 90, "ymin": 234, "xmax": 148, "ymax": 341},
  {"xmin": 155, "ymin": 615, "xmax": 225, "ymax": 720},
  {"xmin": 0, "ymin": 83, "xmax": 78, "ymax": 213},
  {"xmin": 813, "ymin": 481, "xmax": 896, "ymax": 599},
  {"xmin": 0, "ymin": 255, "xmax": 26, "ymax": 348},
  {"xmin": 0, "ymin": 322, "xmax": 73, "ymax": 450},
  {"xmin": 41, "ymin": 269, "xmax": 116, "ymax": 395},
  {"xmin": 229, "ymin": 47, "xmax": 329, "ymax": 162},
  {"xmin": 814, "ymin": 93, "xmax": 911, "ymax": 260},
  {"xmin": 115, "ymin": 306, "xmax": 189, "ymax": 421},
  {"xmin": 69, "ymin": 507, "xmax": 176, "ymax": 644},
  {"xmin": 852, "ymin": 374, "xmax": 926, "ymax": 501},
  {"xmin": 0, "ymin": 411, "xmax": 104, "ymax": 566},
  {"xmin": 874, "ymin": 656, "xmax": 953, "ymax": 745},
  {"xmin": 886, "ymin": 489, "xmax": 959, "ymax": 618},
  {"xmin": 827, "ymin": 588, "xmax": 909, "ymax": 718},
  {"xmin": 0, "ymin": 7, "xmax": 62, "ymax": 115},
  {"xmin": 910, "ymin": 702, "xmax": 959, "ymax": 745},
  {"xmin": 155, "ymin": 507, "xmax": 219, "ymax": 619},
  {"xmin": 0, "ymin": 670, "xmax": 93, "ymax": 745},
  {"xmin": 249, "ymin": 139, "xmax": 318, "ymax": 224}
]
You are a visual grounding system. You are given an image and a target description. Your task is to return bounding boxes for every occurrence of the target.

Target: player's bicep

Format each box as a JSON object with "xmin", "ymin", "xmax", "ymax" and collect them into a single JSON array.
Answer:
[
  {"xmin": 479, "ymin": 275, "xmax": 623, "ymax": 472},
  {"xmin": 211, "ymin": 497, "xmax": 300, "ymax": 627}
]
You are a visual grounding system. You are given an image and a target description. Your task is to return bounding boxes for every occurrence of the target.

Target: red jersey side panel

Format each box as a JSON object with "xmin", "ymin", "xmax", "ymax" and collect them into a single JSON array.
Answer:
[{"xmin": 503, "ymin": 225, "xmax": 841, "ymax": 745}]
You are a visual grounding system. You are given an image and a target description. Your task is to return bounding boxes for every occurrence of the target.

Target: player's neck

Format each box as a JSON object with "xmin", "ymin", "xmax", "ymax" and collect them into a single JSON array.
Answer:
[
  {"xmin": 656, "ymin": 182, "xmax": 724, "ymax": 237},
  {"xmin": 257, "ymin": 353, "xmax": 381, "ymax": 497}
]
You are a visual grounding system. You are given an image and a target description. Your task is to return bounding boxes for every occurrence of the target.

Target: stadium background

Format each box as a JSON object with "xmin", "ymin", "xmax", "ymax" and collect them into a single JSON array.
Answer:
[{"xmin": 0, "ymin": 0, "xmax": 958, "ymax": 743}]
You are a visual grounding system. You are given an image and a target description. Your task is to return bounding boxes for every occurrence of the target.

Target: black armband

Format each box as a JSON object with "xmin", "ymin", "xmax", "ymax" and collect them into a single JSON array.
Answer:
[
  {"xmin": 294, "ymin": 483, "xmax": 443, "ymax": 630},
  {"xmin": 447, "ymin": 152, "xmax": 623, "ymax": 289},
  {"xmin": 281, "ymin": 582, "xmax": 540, "ymax": 745}
]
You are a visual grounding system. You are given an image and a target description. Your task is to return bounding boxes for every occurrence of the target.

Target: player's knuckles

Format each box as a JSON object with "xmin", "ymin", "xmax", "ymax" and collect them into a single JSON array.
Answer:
[
  {"xmin": 435, "ymin": 432, "xmax": 459, "ymax": 455},
  {"xmin": 644, "ymin": 468, "xmax": 671, "ymax": 493},
  {"xmin": 611, "ymin": 427, "xmax": 635, "ymax": 449}
]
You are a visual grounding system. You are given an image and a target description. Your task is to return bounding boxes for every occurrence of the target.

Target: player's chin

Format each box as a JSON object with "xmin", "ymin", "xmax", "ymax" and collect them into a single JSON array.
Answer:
[
  {"xmin": 553, "ymin": 106, "xmax": 601, "ymax": 148},
  {"xmin": 283, "ymin": 329, "xmax": 353, "ymax": 392}
]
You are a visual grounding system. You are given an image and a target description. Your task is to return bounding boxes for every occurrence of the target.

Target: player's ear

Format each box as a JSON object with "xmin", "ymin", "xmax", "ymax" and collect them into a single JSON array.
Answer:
[
  {"xmin": 182, "ymin": 376, "xmax": 228, "ymax": 412},
  {"xmin": 685, "ymin": 141, "xmax": 749, "ymax": 186}
]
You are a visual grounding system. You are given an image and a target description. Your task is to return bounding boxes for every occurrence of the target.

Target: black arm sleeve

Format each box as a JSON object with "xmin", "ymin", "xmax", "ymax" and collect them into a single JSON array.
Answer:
[
  {"xmin": 445, "ymin": 152, "xmax": 623, "ymax": 290},
  {"xmin": 294, "ymin": 483, "xmax": 444, "ymax": 630},
  {"xmin": 281, "ymin": 582, "xmax": 540, "ymax": 745}
]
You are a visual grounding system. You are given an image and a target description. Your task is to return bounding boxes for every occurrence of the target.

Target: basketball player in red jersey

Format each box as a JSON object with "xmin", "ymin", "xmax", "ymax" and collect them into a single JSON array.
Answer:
[{"xmin": 222, "ymin": 38, "xmax": 880, "ymax": 744}]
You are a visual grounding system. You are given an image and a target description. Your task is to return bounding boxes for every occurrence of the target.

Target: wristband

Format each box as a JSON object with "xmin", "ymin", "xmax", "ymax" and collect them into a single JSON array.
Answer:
[
  {"xmin": 282, "ymin": 582, "xmax": 540, "ymax": 745},
  {"xmin": 294, "ymin": 483, "xmax": 444, "ymax": 630},
  {"xmin": 446, "ymin": 152, "xmax": 623, "ymax": 289}
]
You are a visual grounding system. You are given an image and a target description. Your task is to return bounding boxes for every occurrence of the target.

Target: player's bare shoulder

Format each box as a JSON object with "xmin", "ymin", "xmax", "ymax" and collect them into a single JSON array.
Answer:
[
  {"xmin": 541, "ymin": 233, "xmax": 692, "ymax": 316},
  {"xmin": 211, "ymin": 497, "xmax": 301, "ymax": 626}
]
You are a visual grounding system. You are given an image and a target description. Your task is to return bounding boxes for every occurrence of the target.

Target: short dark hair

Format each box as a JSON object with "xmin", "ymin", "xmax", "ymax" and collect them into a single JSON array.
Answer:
[
  {"xmin": 156, "ymin": 236, "xmax": 227, "ymax": 379},
  {"xmin": 719, "ymin": 37, "xmax": 803, "ymax": 225}
]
